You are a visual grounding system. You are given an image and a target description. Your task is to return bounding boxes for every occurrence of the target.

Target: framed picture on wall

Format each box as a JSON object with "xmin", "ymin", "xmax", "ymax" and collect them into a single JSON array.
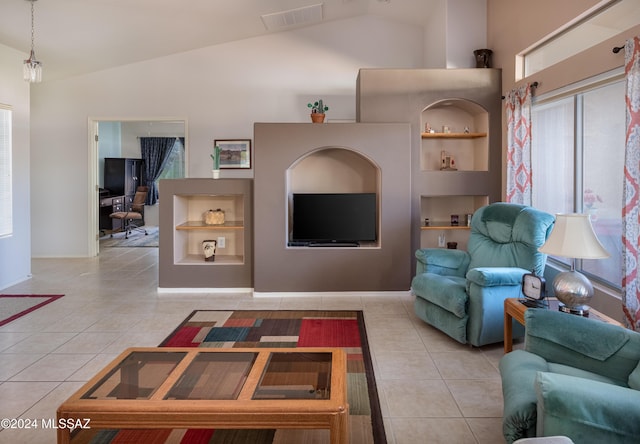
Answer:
[{"xmin": 214, "ymin": 139, "xmax": 252, "ymax": 169}]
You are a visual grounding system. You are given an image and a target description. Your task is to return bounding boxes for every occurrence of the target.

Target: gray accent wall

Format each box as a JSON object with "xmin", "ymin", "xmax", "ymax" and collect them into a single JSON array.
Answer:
[
  {"xmin": 356, "ymin": 68, "xmax": 503, "ymax": 266},
  {"xmin": 253, "ymin": 123, "xmax": 411, "ymax": 293}
]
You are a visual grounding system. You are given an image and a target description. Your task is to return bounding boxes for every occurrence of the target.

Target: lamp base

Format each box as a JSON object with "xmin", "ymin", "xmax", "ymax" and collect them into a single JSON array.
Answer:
[
  {"xmin": 558, "ymin": 303, "xmax": 590, "ymax": 317},
  {"xmin": 553, "ymin": 270, "xmax": 594, "ymax": 317}
]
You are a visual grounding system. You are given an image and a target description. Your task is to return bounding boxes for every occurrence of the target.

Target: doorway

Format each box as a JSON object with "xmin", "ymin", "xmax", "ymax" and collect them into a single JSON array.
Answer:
[{"xmin": 88, "ymin": 118, "xmax": 187, "ymax": 256}]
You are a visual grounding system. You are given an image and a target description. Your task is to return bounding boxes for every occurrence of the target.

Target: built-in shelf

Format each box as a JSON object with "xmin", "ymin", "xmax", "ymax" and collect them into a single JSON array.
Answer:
[
  {"xmin": 421, "ymin": 132, "xmax": 486, "ymax": 139},
  {"xmin": 421, "ymin": 224, "xmax": 471, "ymax": 231},
  {"xmin": 175, "ymin": 254, "xmax": 244, "ymax": 265},
  {"xmin": 176, "ymin": 221, "xmax": 244, "ymax": 230},
  {"xmin": 159, "ymin": 178, "xmax": 253, "ymax": 290}
]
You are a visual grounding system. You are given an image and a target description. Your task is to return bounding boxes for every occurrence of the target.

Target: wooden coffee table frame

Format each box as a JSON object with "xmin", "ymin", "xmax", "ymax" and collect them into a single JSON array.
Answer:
[
  {"xmin": 57, "ymin": 347, "xmax": 349, "ymax": 444},
  {"xmin": 503, "ymin": 298, "xmax": 624, "ymax": 353}
]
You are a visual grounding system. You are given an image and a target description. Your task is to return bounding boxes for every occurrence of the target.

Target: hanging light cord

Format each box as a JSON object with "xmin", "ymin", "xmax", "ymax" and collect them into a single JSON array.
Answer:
[{"xmin": 29, "ymin": 0, "xmax": 36, "ymax": 56}]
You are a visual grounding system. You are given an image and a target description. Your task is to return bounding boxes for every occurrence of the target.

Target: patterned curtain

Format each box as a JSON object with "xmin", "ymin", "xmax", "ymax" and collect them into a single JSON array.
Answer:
[
  {"xmin": 505, "ymin": 84, "xmax": 532, "ymax": 205},
  {"xmin": 140, "ymin": 137, "xmax": 180, "ymax": 205},
  {"xmin": 622, "ymin": 36, "xmax": 640, "ymax": 331}
]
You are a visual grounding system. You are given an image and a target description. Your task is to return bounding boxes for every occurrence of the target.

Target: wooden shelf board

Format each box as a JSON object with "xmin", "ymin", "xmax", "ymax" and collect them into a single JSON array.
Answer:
[
  {"xmin": 421, "ymin": 132, "xmax": 486, "ymax": 139},
  {"xmin": 175, "ymin": 254, "xmax": 244, "ymax": 265},
  {"xmin": 421, "ymin": 224, "xmax": 470, "ymax": 231},
  {"xmin": 176, "ymin": 221, "xmax": 244, "ymax": 230}
]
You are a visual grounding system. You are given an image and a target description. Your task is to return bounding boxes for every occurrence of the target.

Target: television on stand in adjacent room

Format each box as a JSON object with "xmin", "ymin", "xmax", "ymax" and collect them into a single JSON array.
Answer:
[{"xmin": 290, "ymin": 193, "xmax": 377, "ymax": 247}]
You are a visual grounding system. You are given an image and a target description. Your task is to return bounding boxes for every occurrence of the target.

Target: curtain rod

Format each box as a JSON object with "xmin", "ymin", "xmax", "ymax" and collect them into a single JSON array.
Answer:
[
  {"xmin": 501, "ymin": 81, "xmax": 539, "ymax": 100},
  {"xmin": 612, "ymin": 45, "xmax": 624, "ymax": 54}
]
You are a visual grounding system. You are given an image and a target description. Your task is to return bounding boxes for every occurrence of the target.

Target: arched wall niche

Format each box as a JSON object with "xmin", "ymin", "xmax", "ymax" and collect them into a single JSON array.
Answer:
[
  {"xmin": 421, "ymin": 98, "xmax": 489, "ymax": 172},
  {"xmin": 286, "ymin": 146, "xmax": 381, "ymax": 244},
  {"xmin": 287, "ymin": 146, "xmax": 380, "ymax": 193}
]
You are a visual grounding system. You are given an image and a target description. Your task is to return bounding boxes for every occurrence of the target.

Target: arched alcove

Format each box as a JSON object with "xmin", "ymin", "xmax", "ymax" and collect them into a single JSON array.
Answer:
[
  {"xmin": 288, "ymin": 147, "xmax": 379, "ymax": 192},
  {"xmin": 421, "ymin": 98, "xmax": 489, "ymax": 171},
  {"xmin": 253, "ymin": 122, "xmax": 411, "ymax": 292},
  {"xmin": 286, "ymin": 147, "xmax": 381, "ymax": 246}
]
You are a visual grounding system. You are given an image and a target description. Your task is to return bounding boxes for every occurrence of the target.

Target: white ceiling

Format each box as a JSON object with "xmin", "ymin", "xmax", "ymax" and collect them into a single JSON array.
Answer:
[{"xmin": 0, "ymin": 0, "xmax": 438, "ymax": 81}]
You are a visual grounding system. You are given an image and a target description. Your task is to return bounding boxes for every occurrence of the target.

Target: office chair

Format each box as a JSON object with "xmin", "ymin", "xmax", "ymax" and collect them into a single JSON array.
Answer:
[{"xmin": 109, "ymin": 186, "xmax": 149, "ymax": 239}]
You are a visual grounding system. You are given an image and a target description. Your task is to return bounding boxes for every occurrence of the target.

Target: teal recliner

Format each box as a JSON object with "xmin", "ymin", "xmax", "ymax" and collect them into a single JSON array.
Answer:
[
  {"xmin": 500, "ymin": 308, "xmax": 640, "ymax": 443},
  {"xmin": 411, "ymin": 203, "xmax": 555, "ymax": 346}
]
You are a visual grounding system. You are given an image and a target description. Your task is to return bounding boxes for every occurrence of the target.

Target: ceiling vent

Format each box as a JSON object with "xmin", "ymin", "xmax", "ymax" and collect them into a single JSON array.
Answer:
[{"xmin": 261, "ymin": 3, "xmax": 323, "ymax": 31}]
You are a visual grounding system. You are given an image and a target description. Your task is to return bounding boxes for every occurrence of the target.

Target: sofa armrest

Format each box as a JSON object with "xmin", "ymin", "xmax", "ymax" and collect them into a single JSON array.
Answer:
[
  {"xmin": 415, "ymin": 248, "xmax": 470, "ymax": 277},
  {"xmin": 536, "ymin": 372, "xmax": 640, "ymax": 443},
  {"xmin": 525, "ymin": 309, "xmax": 640, "ymax": 384},
  {"xmin": 466, "ymin": 267, "xmax": 528, "ymax": 287}
]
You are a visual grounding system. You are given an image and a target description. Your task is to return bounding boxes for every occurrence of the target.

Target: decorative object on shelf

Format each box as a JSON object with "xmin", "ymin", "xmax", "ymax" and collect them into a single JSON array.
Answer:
[
  {"xmin": 521, "ymin": 269, "xmax": 546, "ymax": 307},
  {"xmin": 450, "ymin": 214, "xmax": 459, "ymax": 226},
  {"xmin": 308, "ymin": 99, "xmax": 329, "ymax": 123},
  {"xmin": 23, "ymin": 0, "xmax": 42, "ymax": 83},
  {"xmin": 442, "ymin": 125, "xmax": 451, "ymax": 133},
  {"xmin": 213, "ymin": 139, "xmax": 252, "ymax": 169},
  {"xmin": 204, "ymin": 208, "xmax": 225, "ymax": 225},
  {"xmin": 465, "ymin": 213, "xmax": 473, "ymax": 226},
  {"xmin": 210, "ymin": 145, "xmax": 220, "ymax": 178},
  {"xmin": 464, "ymin": 126, "xmax": 470, "ymax": 133},
  {"xmin": 441, "ymin": 151, "xmax": 457, "ymax": 170},
  {"xmin": 425, "ymin": 122, "xmax": 432, "ymax": 133},
  {"xmin": 474, "ymin": 48, "xmax": 493, "ymax": 68},
  {"xmin": 538, "ymin": 213, "xmax": 610, "ymax": 316},
  {"xmin": 424, "ymin": 217, "xmax": 430, "ymax": 226},
  {"xmin": 202, "ymin": 239, "xmax": 217, "ymax": 262}
]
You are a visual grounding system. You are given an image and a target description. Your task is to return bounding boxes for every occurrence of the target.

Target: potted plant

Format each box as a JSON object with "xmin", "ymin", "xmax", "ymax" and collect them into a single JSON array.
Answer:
[
  {"xmin": 210, "ymin": 145, "xmax": 221, "ymax": 179},
  {"xmin": 307, "ymin": 99, "xmax": 329, "ymax": 123}
]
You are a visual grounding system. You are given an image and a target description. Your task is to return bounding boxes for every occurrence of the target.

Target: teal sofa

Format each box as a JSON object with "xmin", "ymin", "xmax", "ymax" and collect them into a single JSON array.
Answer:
[
  {"xmin": 500, "ymin": 308, "xmax": 640, "ymax": 443},
  {"xmin": 411, "ymin": 203, "xmax": 555, "ymax": 346}
]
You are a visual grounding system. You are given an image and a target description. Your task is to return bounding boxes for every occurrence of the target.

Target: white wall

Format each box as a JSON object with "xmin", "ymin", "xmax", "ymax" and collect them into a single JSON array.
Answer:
[
  {"xmin": 29, "ymin": 15, "xmax": 424, "ymax": 257},
  {"xmin": 422, "ymin": 0, "xmax": 487, "ymax": 69},
  {"xmin": 0, "ymin": 43, "xmax": 31, "ymax": 289},
  {"xmin": 445, "ymin": 0, "xmax": 487, "ymax": 68}
]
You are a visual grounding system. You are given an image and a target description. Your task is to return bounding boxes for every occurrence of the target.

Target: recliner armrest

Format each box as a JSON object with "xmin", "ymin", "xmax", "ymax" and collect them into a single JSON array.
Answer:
[
  {"xmin": 535, "ymin": 371, "xmax": 640, "ymax": 443},
  {"xmin": 524, "ymin": 309, "xmax": 640, "ymax": 384},
  {"xmin": 415, "ymin": 248, "xmax": 470, "ymax": 277},
  {"xmin": 466, "ymin": 267, "xmax": 528, "ymax": 287}
]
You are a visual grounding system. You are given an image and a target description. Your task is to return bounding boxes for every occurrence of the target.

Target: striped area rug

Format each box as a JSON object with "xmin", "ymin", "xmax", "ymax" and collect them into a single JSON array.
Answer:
[{"xmin": 71, "ymin": 310, "xmax": 386, "ymax": 444}]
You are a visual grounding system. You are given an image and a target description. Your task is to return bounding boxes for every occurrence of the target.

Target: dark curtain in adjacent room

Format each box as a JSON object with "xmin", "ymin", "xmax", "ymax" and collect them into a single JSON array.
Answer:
[{"xmin": 140, "ymin": 137, "xmax": 184, "ymax": 205}]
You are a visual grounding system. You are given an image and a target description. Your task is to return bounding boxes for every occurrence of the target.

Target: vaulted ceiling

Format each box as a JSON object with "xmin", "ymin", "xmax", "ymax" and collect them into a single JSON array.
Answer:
[{"xmin": 0, "ymin": 0, "xmax": 438, "ymax": 81}]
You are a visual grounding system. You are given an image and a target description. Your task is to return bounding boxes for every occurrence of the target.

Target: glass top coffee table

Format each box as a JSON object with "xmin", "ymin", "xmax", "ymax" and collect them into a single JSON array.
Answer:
[{"xmin": 57, "ymin": 347, "xmax": 348, "ymax": 443}]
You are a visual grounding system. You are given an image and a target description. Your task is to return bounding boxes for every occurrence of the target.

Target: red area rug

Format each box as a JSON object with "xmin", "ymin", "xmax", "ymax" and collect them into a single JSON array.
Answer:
[
  {"xmin": 71, "ymin": 310, "xmax": 385, "ymax": 444},
  {"xmin": 0, "ymin": 294, "xmax": 64, "ymax": 327}
]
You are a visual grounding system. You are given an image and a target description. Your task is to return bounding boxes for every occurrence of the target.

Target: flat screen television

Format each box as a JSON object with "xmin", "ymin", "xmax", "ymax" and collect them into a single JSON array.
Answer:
[{"xmin": 291, "ymin": 193, "xmax": 377, "ymax": 245}]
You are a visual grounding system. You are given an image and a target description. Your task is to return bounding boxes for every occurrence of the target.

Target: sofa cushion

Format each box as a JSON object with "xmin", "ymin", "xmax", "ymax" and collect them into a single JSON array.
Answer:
[
  {"xmin": 466, "ymin": 267, "xmax": 528, "ymax": 287},
  {"xmin": 535, "ymin": 371, "xmax": 640, "ymax": 443},
  {"xmin": 412, "ymin": 273, "xmax": 467, "ymax": 318},
  {"xmin": 525, "ymin": 309, "xmax": 629, "ymax": 361},
  {"xmin": 628, "ymin": 360, "xmax": 640, "ymax": 390},
  {"xmin": 500, "ymin": 350, "xmax": 550, "ymax": 443},
  {"xmin": 547, "ymin": 362, "xmax": 625, "ymax": 387}
]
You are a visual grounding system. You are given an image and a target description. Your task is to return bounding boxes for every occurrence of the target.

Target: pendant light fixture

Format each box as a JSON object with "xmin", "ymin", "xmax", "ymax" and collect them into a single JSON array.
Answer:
[{"xmin": 23, "ymin": 0, "xmax": 42, "ymax": 83}]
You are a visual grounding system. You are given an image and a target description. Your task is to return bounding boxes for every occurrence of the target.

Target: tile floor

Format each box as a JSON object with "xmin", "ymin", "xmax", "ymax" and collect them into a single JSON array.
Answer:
[{"xmin": 0, "ymin": 246, "xmax": 514, "ymax": 443}]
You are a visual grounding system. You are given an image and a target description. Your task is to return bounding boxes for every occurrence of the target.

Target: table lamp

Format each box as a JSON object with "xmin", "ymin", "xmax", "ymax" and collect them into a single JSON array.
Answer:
[{"xmin": 538, "ymin": 213, "xmax": 609, "ymax": 316}]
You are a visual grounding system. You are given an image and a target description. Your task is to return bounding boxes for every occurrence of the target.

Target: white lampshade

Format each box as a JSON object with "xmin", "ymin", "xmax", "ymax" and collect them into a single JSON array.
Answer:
[{"xmin": 539, "ymin": 213, "xmax": 609, "ymax": 259}]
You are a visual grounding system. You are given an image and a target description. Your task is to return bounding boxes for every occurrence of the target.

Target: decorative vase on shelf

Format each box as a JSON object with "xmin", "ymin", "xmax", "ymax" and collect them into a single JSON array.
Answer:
[
  {"xmin": 310, "ymin": 113, "xmax": 325, "ymax": 123},
  {"xmin": 212, "ymin": 169, "xmax": 220, "ymax": 179},
  {"xmin": 202, "ymin": 239, "xmax": 217, "ymax": 262}
]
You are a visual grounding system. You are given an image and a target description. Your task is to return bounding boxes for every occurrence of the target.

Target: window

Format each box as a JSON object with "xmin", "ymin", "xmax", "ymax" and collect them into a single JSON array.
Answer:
[
  {"xmin": 0, "ymin": 105, "xmax": 12, "ymax": 237},
  {"xmin": 517, "ymin": 0, "xmax": 639, "ymax": 80},
  {"xmin": 532, "ymin": 75, "xmax": 625, "ymax": 288}
]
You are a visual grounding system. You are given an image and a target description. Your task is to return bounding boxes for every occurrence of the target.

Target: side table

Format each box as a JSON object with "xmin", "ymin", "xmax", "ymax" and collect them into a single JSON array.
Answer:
[{"xmin": 503, "ymin": 298, "xmax": 623, "ymax": 353}]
